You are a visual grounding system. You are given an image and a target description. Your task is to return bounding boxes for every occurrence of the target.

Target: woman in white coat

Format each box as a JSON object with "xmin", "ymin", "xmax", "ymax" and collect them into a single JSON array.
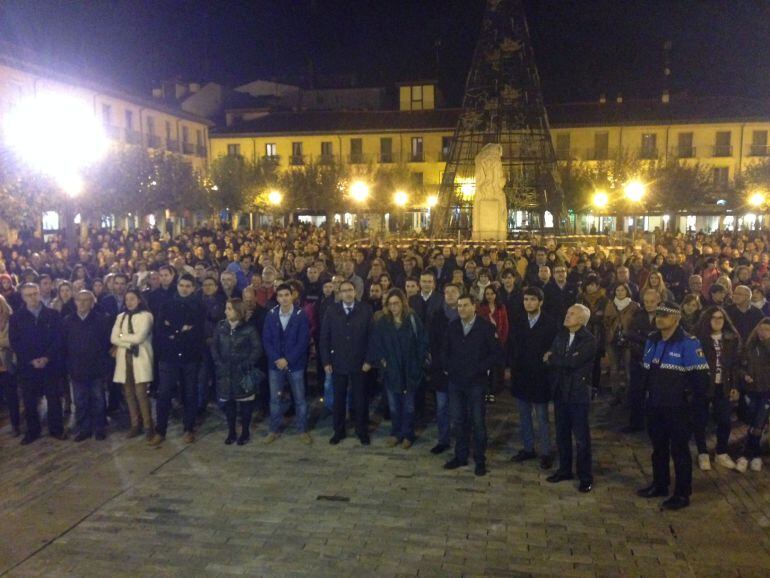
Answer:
[{"xmin": 111, "ymin": 289, "xmax": 154, "ymax": 440}]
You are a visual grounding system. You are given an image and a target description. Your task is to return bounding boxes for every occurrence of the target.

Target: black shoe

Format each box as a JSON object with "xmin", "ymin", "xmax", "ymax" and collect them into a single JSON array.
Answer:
[
  {"xmin": 74, "ymin": 432, "xmax": 91, "ymax": 442},
  {"xmin": 636, "ymin": 484, "xmax": 668, "ymax": 498},
  {"xmin": 621, "ymin": 425, "xmax": 645, "ymax": 434},
  {"xmin": 237, "ymin": 433, "xmax": 250, "ymax": 446},
  {"xmin": 11, "ymin": 427, "xmax": 21, "ymax": 438},
  {"xmin": 21, "ymin": 433, "xmax": 40, "ymax": 445},
  {"xmin": 474, "ymin": 462, "xmax": 487, "ymax": 476},
  {"xmin": 539, "ymin": 455, "xmax": 554, "ymax": 470},
  {"xmin": 359, "ymin": 435, "xmax": 371, "ymax": 446},
  {"xmin": 430, "ymin": 443, "xmax": 450, "ymax": 455},
  {"xmin": 94, "ymin": 431, "xmax": 106, "ymax": 441},
  {"xmin": 578, "ymin": 480, "xmax": 593, "ymax": 493},
  {"xmin": 661, "ymin": 495, "xmax": 690, "ymax": 510},
  {"xmin": 546, "ymin": 472, "xmax": 574, "ymax": 483},
  {"xmin": 225, "ymin": 434, "xmax": 236, "ymax": 445},
  {"xmin": 329, "ymin": 434, "xmax": 346, "ymax": 445},
  {"xmin": 443, "ymin": 458, "xmax": 468, "ymax": 470},
  {"xmin": 511, "ymin": 449, "xmax": 537, "ymax": 463}
]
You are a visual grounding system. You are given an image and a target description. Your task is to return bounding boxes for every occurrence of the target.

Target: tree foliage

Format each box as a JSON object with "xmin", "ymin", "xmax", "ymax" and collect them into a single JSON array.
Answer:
[{"xmin": 0, "ymin": 147, "xmax": 59, "ymax": 229}]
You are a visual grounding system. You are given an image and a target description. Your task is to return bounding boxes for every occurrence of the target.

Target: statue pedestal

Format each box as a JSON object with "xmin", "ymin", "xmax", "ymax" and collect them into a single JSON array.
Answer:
[{"xmin": 472, "ymin": 198, "xmax": 508, "ymax": 241}]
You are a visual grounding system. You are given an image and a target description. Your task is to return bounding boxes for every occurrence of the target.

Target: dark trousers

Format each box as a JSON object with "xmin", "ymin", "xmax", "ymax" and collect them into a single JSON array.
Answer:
[
  {"xmin": 332, "ymin": 371, "xmax": 368, "ymax": 438},
  {"xmin": 19, "ymin": 371, "xmax": 63, "ymax": 437},
  {"xmin": 448, "ymin": 382, "xmax": 487, "ymax": 464},
  {"xmin": 627, "ymin": 362, "xmax": 646, "ymax": 429},
  {"xmin": 72, "ymin": 378, "xmax": 106, "ymax": 435},
  {"xmin": 0, "ymin": 372, "xmax": 20, "ymax": 430},
  {"xmin": 222, "ymin": 399, "xmax": 255, "ymax": 437},
  {"xmin": 554, "ymin": 399, "xmax": 592, "ymax": 483},
  {"xmin": 647, "ymin": 405, "xmax": 692, "ymax": 497},
  {"xmin": 693, "ymin": 395, "xmax": 731, "ymax": 455},
  {"xmin": 156, "ymin": 361, "xmax": 199, "ymax": 436}
]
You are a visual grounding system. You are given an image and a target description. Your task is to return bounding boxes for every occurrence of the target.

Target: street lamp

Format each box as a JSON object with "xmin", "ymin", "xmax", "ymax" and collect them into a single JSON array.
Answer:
[
  {"xmin": 426, "ymin": 194, "xmax": 438, "ymax": 208},
  {"xmin": 592, "ymin": 190, "xmax": 609, "ymax": 209},
  {"xmin": 268, "ymin": 190, "xmax": 283, "ymax": 206},
  {"xmin": 623, "ymin": 179, "xmax": 646, "ymax": 203},
  {"xmin": 749, "ymin": 191, "xmax": 765, "ymax": 208},
  {"xmin": 393, "ymin": 190, "xmax": 408, "ymax": 207},
  {"xmin": 4, "ymin": 91, "xmax": 108, "ymax": 251},
  {"xmin": 349, "ymin": 180, "xmax": 370, "ymax": 203}
]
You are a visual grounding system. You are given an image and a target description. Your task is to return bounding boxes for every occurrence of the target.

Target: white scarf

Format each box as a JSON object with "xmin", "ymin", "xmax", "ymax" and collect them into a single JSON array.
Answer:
[
  {"xmin": 613, "ymin": 297, "xmax": 632, "ymax": 311},
  {"xmin": 752, "ymin": 298, "xmax": 767, "ymax": 310}
]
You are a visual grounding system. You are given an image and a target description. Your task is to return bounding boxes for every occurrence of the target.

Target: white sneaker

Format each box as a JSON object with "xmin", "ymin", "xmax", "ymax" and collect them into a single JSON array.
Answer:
[
  {"xmin": 715, "ymin": 453, "xmax": 736, "ymax": 469},
  {"xmin": 736, "ymin": 457, "xmax": 749, "ymax": 473},
  {"xmin": 751, "ymin": 458, "xmax": 763, "ymax": 472},
  {"xmin": 698, "ymin": 453, "xmax": 711, "ymax": 471}
]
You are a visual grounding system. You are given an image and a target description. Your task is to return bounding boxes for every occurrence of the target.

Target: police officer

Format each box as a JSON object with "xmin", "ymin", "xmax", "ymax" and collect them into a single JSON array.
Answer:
[{"xmin": 636, "ymin": 302, "xmax": 709, "ymax": 510}]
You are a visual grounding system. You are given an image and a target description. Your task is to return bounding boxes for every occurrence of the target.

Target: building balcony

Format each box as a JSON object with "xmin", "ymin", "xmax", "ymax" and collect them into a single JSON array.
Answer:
[
  {"xmin": 196, "ymin": 145, "xmax": 208, "ymax": 157},
  {"xmin": 147, "ymin": 134, "xmax": 162, "ymax": 149},
  {"xmin": 671, "ymin": 146, "xmax": 696, "ymax": 159},
  {"xmin": 712, "ymin": 145, "xmax": 733, "ymax": 157},
  {"xmin": 125, "ymin": 129, "xmax": 143, "ymax": 145},
  {"xmin": 262, "ymin": 155, "xmax": 281, "ymax": 164},
  {"xmin": 104, "ymin": 124, "xmax": 122, "ymax": 140},
  {"xmin": 409, "ymin": 153, "xmax": 425, "ymax": 162},
  {"xmin": 748, "ymin": 144, "xmax": 770, "ymax": 157},
  {"xmin": 317, "ymin": 153, "xmax": 337, "ymax": 165},
  {"xmin": 166, "ymin": 139, "xmax": 179, "ymax": 152},
  {"xmin": 379, "ymin": 152, "xmax": 395, "ymax": 164},
  {"xmin": 348, "ymin": 153, "xmax": 371, "ymax": 164},
  {"xmin": 182, "ymin": 142, "xmax": 195, "ymax": 155},
  {"xmin": 439, "ymin": 151, "xmax": 452, "ymax": 162},
  {"xmin": 555, "ymin": 149, "xmax": 575, "ymax": 161},
  {"xmin": 585, "ymin": 147, "xmax": 615, "ymax": 161},
  {"xmin": 289, "ymin": 154, "xmax": 307, "ymax": 166},
  {"xmin": 638, "ymin": 148, "xmax": 659, "ymax": 160}
]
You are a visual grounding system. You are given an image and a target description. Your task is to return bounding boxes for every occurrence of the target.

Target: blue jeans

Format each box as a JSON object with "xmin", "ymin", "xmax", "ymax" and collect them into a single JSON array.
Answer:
[
  {"xmin": 742, "ymin": 393, "xmax": 770, "ymax": 459},
  {"xmin": 72, "ymin": 378, "xmax": 106, "ymax": 435},
  {"xmin": 436, "ymin": 390, "xmax": 450, "ymax": 445},
  {"xmin": 554, "ymin": 400, "xmax": 592, "ymax": 484},
  {"xmin": 448, "ymin": 382, "xmax": 486, "ymax": 464},
  {"xmin": 269, "ymin": 369, "xmax": 308, "ymax": 433},
  {"xmin": 157, "ymin": 361, "xmax": 199, "ymax": 436},
  {"xmin": 517, "ymin": 398, "xmax": 550, "ymax": 455},
  {"xmin": 386, "ymin": 389, "xmax": 416, "ymax": 442}
]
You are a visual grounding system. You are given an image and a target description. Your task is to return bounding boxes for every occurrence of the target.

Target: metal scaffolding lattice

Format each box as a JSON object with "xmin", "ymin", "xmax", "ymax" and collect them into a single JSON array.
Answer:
[{"xmin": 432, "ymin": 0, "xmax": 563, "ymax": 236}]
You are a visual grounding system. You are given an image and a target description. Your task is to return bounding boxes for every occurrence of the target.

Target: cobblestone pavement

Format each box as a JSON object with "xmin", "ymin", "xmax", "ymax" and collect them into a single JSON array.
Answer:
[{"xmin": 2, "ymin": 393, "xmax": 770, "ymax": 578}]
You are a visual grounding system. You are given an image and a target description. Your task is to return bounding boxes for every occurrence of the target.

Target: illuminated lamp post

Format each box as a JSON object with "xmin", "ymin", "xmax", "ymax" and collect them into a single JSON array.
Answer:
[
  {"xmin": 623, "ymin": 178, "xmax": 647, "ymax": 234},
  {"xmin": 393, "ymin": 190, "xmax": 409, "ymax": 234},
  {"xmin": 4, "ymin": 92, "xmax": 108, "ymax": 252}
]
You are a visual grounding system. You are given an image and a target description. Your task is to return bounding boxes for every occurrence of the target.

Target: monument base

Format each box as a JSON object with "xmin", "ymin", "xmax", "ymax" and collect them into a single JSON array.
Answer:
[{"xmin": 471, "ymin": 198, "xmax": 508, "ymax": 241}]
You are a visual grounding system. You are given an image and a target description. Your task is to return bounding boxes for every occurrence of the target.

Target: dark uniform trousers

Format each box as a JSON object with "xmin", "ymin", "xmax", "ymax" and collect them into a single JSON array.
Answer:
[
  {"xmin": 332, "ymin": 371, "xmax": 368, "ymax": 438},
  {"xmin": 647, "ymin": 405, "xmax": 692, "ymax": 496}
]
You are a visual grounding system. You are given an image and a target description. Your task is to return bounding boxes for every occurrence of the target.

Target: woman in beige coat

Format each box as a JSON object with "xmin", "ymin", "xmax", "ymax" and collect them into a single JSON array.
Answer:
[
  {"xmin": 603, "ymin": 283, "xmax": 640, "ymax": 405},
  {"xmin": 111, "ymin": 289, "xmax": 154, "ymax": 439}
]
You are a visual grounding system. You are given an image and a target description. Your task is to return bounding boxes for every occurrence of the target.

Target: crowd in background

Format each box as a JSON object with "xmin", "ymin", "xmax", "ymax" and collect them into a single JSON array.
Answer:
[{"xmin": 1, "ymin": 223, "xmax": 770, "ymax": 507}]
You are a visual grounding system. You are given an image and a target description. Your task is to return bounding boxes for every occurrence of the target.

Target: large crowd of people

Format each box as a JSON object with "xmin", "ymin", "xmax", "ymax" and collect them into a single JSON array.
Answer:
[{"xmin": 1, "ymin": 223, "xmax": 770, "ymax": 510}]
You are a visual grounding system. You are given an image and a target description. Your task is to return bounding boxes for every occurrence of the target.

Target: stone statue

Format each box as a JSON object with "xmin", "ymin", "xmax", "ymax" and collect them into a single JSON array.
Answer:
[{"xmin": 472, "ymin": 143, "xmax": 508, "ymax": 240}]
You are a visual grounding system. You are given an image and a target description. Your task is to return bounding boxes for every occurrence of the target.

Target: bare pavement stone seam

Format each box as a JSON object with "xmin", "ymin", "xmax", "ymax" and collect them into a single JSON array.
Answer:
[{"xmin": 1, "ymin": 397, "xmax": 770, "ymax": 576}]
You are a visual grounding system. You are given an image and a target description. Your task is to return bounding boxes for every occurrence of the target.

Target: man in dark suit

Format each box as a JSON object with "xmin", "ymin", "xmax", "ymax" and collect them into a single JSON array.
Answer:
[
  {"xmin": 510, "ymin": 287, "xmax": 558, "ymax": 469},
  {"xmin": 408, "ymin": 271, "xmax": 444, "ymax": 326},
  {"xmin": 543, "ymin": 264, "xmax": 578, "ymax": 323},
  {"xmin": 544, "ymin": 304, "xmax": 597, "ymax": 493},
  {"xmin": 441, "ymin": 294, "xmax": 503, "ymax": 476},
  {"xmin": 319, "ymin": 281, "xmax": 373, "ymax": 445},
  {"xmin": 9, "ymin": 282, "xmax": 65, "ymax": 444}
]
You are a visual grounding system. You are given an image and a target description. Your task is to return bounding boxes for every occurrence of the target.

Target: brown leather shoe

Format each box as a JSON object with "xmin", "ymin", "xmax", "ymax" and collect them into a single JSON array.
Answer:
[
  {"xmin": 263, "ymin": 432, "xmax": 280, "ymax": 444},
  {"xmin": 385, "ymin": 436, "xmax": 399, "ymax": 448},
  {"xmin": 183, "ymin": 431, "xmax": 195, "ymax": 444},
  {"xmin": 402, "ymin": 439, "xmax": 413, "ymax": 449},
  {"xmin": 299, "ymin": 432, "xmax": 313, "ymax": 445},
  {"xmin": 148, "ymin": 434, "xmax": 165, "ymax": 446},
  {"xmin": 127, "ymin": 426, "xmax": 142, "ymax": 439}
]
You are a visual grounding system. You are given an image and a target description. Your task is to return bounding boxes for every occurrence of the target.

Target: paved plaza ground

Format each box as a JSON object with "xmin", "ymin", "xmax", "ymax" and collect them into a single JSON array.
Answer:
[{"xmin": 1, "ymin": 393, "xmax": 770, "ymax": 578}]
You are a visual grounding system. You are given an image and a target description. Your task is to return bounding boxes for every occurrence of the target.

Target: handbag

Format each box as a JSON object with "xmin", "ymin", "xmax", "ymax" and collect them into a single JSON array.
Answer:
[{"xmin": 239, "ymin": 367, "xmax": 266, "ymax": 397}]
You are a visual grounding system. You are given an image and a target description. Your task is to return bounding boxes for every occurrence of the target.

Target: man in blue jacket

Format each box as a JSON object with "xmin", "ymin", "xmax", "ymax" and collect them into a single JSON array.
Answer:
[
  {"xmin": 9, "ymin": 282, "xmax": 65, "ymax": 444},
  {"xmin": 441, "ymin": 294, "xmax": 502, "ymax": 476},
  {"xmin": 319, "ymin": 281, "xmax": 373, "ymax": 445},
  {"xmin": 263, "ymin": 283, "xmax": 311, "ymax": 444}
]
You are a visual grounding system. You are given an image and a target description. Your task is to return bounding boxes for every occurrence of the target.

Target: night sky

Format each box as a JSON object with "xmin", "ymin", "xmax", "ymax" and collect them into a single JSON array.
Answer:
[{"xmin": 1, "ymin": 0, "xmax": 769, "ymax": 106}]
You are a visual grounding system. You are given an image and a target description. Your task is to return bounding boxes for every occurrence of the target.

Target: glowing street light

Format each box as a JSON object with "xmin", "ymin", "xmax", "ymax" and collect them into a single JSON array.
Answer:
[
  {"xmin": 426, "ymin": 194, "xmax": 439, "ymax": 208},
  {"xmin": 393, "ymin": 190, "xmax": 409, "ymax": 207},
  {"xmin": 349, "ymin": 180, "xmax": 370, "ymax": 203},
  {"xmin": 592, "ymin": 190, "xmax": 609, "ymax": 209},
  {"xmin": 267, "ymin": 190, "xmax": 283, "ymax": 206},
  {"xmin": 749, "ymin": 191, "xmax": 766, "ymax": 208},
  {"xmin": 623, "ymin": 179, "xmax": 646, "ymax": 203}
]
